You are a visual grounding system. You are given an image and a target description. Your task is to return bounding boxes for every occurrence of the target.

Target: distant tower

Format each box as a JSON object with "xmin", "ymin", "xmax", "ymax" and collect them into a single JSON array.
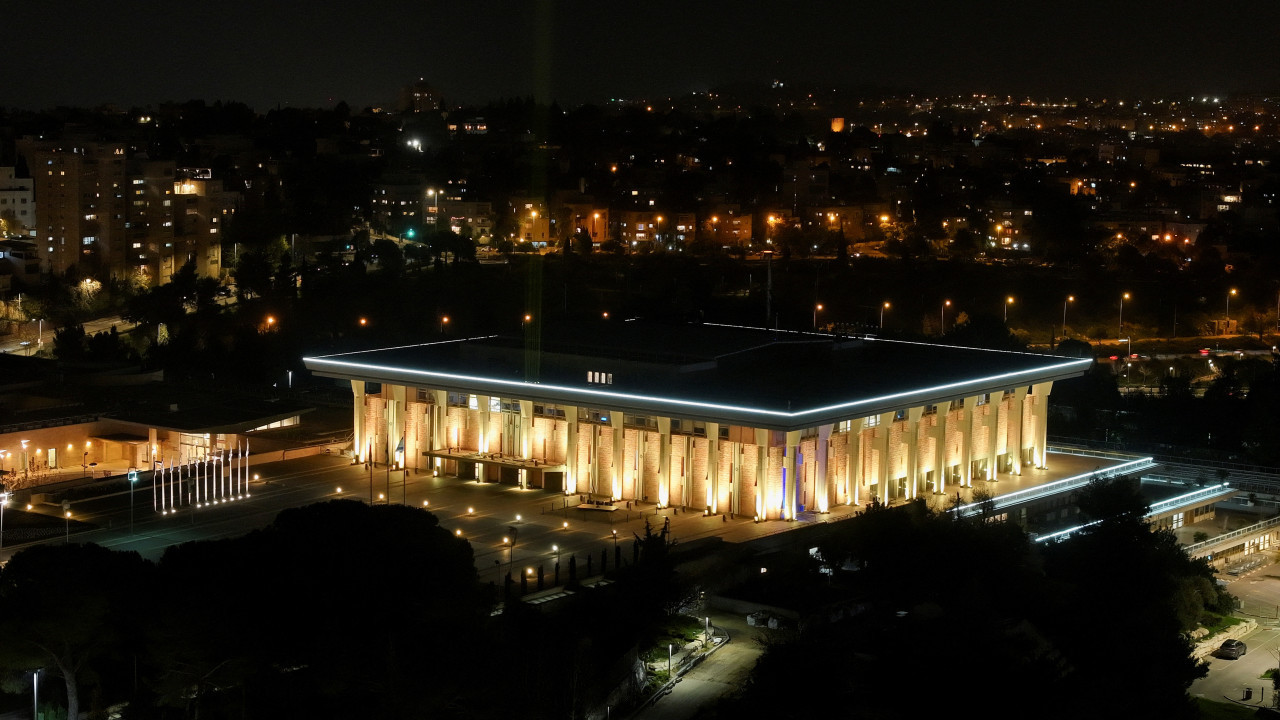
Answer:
[{"xmin": 400, "ymin": 78, "xmax": 442, "ymax": 113}]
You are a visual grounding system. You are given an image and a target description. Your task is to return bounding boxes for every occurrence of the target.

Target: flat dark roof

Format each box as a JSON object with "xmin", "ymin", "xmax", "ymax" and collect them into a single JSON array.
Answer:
[{"xmin": 304, "ymin": 321, "xmax": 1091, "ymax": 431}]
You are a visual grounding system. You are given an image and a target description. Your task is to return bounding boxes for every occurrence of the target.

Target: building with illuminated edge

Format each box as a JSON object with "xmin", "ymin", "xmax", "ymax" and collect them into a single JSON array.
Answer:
[{"xmin": 302, "ymin": 322, "xmax": 1092, "ymax": 520}]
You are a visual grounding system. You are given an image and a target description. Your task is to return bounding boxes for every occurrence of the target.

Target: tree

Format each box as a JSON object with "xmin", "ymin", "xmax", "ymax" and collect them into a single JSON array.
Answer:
[
  {"xmin": 370, "ymin": 238, "xmax": 405, "ymax": 276},
  {"xmin": 52, "ymin": 323, "xmax": 87, "ymax": 361},
  {"xmin": 942, "ymin": 313, "xmax": 1027, "ymax": 351},
  {"xmin": 0, "ymin": 544, "xmax": 153, "ymax": 720},
  {"xmin": 234, "ymin": 251, "xmax": 276, "ymax": 299},
  {"xmin": 149, "ymin": 501, "xmax": 489, "ymax": 717}
]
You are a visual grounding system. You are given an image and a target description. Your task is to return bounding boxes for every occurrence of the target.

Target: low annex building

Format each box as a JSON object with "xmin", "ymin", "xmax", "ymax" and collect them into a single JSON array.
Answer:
[{"xmin": 303, "ymin": 322, "xmax": 1091, "ymax": 520}]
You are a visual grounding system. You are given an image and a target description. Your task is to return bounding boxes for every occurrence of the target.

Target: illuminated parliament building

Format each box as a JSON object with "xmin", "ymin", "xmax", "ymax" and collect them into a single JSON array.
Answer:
[{"xmin": 304, "ymin": 322, "xmax": 1090, "ymax": 520}]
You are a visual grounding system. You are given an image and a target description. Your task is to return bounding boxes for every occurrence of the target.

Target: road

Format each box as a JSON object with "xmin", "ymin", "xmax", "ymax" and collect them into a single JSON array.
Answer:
[
  {"xmin": 0, "ymin": 314, "xmax": 133, "ymax": 355},
  {"xmin": 1192, "ymin": 562, "xmax": 1280, "ymax": 709},
  {"xmin": 632, "ymin": 611, "xmax": 764, "ymax": 720}
]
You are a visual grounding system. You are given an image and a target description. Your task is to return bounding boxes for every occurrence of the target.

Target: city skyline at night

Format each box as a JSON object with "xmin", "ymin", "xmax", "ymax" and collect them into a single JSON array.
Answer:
[{"xmin": 8, "ymin": 1, "xmax": 1280, "ymax": 111}]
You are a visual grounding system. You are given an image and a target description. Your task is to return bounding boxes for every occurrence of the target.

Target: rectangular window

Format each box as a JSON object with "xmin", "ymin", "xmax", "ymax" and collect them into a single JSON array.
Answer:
[
  {"xmin": 865, "ymin": 415, "xmax": 880, "ymax": 428},
  {"xmin": 535, "ymin": 404, "xmax": 566, "ymax": 419},
  {"xmin": 489, "ymin": 397, "xmax": 501, "ymax": 413},
  {"xmin": 624, "ymin": 414, "xmax": 655, "ymax": 429}
]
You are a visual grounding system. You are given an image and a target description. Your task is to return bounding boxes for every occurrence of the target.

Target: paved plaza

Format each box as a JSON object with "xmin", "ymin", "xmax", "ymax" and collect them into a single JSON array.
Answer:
[{"xmin": 2, "ymin": 450, "xmax": 1137, "ymax": 584}]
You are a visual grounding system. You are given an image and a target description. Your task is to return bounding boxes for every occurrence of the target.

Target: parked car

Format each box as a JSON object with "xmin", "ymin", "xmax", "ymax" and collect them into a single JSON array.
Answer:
[{"xmin": 1217, "ymin": 639, "xmax": 1247, "ymax": 659}]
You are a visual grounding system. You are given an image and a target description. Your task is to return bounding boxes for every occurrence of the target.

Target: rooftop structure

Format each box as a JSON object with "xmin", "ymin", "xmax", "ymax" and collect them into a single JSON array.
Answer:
[{"xmin": 305, "ymin": 321, "xmax": 1091, "ymax": 520}]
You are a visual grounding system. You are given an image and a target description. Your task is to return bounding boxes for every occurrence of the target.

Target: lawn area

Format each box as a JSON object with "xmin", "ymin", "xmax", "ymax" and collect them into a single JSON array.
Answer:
[{"xmin": 1194, "ymin": 697, "xmax": 1261, "ymax": 719}]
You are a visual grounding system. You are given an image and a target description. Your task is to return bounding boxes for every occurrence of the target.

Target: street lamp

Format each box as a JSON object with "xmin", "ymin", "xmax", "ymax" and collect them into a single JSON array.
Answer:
[
  {"xmin": 440, "ymin": 315, "xmax": 449, "ymax": 334},
  {"xmin": 1063, "ymin": 295, "xmax": 1075, "ymax": 337},
  {"xmin": 1118, "ymin": 292, "xmax": 1130, "ymax": 338},
  {"xmin": 128, "ymin": 469, "xmax": 138, "ymax": 534},
  {"xmin": 1226, "ymin": 288, "xmax": 1237, "ymax": 326},
  {"xmin": 880, "ymin": 301, "xmax": 890, "ymax": 328},
  {"xmin": 0, "ymin": 489, "xmax": 8, "ymax": 551},
  {"xmin": 64, "ymin": 510, "xmax": 71, "ymax": 544},
  {"xmin": 813, "ymin": 303, "xmax": 823, "ymax": 331},
  {"xmin": 1004, "ymin": 296, "xmax": 1014, "ymax": 323},
  {"xmin": 941, "ymin": 299, "xmax": 951, "ymax": 334}
]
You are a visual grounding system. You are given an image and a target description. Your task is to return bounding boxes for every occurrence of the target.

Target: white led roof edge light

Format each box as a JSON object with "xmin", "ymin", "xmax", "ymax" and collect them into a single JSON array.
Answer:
[
  {"xmin": 309, "ymin": 336, "xmax": 489, "ymax": 359},
  {"xmin": 703, "ymin": 321, "xmax": 1086, "ymax": 361},
  {"xmin": 955, "ymin": 456, "xmax": 1154, "ymax": 516},
  {"xmin": 1035, "ymin": 483, "xmax": 1229, "ymax": 544},
  {"xmin": 303, "ymin": 353, "xmax": 1092, "ymax": 421}
]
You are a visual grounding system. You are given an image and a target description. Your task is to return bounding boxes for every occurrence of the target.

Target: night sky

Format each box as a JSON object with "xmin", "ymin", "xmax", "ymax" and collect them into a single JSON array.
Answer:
[{"xmin": 10, "ymin": 1, "xmax": 1280, "ymax": 111}]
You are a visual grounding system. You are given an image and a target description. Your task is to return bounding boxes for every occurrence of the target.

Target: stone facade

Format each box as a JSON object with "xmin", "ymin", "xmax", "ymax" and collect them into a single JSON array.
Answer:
[{"xmin": 350, "ymin": 379, "xmax": 1055, "ymax": 520}]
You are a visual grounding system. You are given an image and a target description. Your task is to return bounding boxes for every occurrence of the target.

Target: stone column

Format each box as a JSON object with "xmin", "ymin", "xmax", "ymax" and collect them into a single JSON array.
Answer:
[
  {"xmin": 905, "ymin": 407, "xmax": 923, "ymax": 499},
  {"xmin": 388, "ymin": 384, "xmax": 406, "ymax": 466},
  {"xmin": 518, "ymin": 401, "xmax": 533, "ymax": 458},
  {"xmin": 1031, "ymin": 381, "xmax": 1054, "ymax": 468},
  {"xmin": 706, "ymin": 422, "xmax": 720, "ymax": 512},
  {"xmin": 1007, "ymin": 387, "xmax": 1028, "ymax": 475},
  {"xmin": 815, "ymin": 424, "xmax": 832, "ymax": 512},
  {"xmin": 754, "ymin": 428, "xmax": 769, "ymax": 518},
  {"xmin": 984, "ymin": 390, "xmax": 1005, "ymax": 481},
  {"xmin": 351, "ymin": 380, "xmax": 366, "ymax": 462},
  {"xmin": 782, "ymin": 430, "xmax": 800, "ymax": 520},
  {"xmin": 959, "ymin": 397, "xmax": 976, "ymax": 487},
  {"xmin": 657, "ymin": 417, "xmax": 672, "ymax": 507},
  {"xmin": 430, "ymin": 390, "xmax": 446, "ymax": 472},
  {"xmin": 477, "ymin": 395, "xmax": 492, "ymax": 455},
  {"xmin": 874, "ymin": 412, "xmax": 893, "ymax": 502},
  {"xmin": 846, "ymin": 418, "xmax": 864, "ymax": 505},
  {"xmin": 932, "ymin": 401, "xmax": 951, "ymax": 494},
  {"xmin": 611, "ymin": 414, "xmax": 625, "ymax": 500},
  {"xmin": 566, "ymin": 406, "xmax": 579, "ymax": 495}
]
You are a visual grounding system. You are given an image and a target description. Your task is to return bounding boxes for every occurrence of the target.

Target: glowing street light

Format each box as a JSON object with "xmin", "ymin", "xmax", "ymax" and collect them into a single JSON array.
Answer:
[
  {"xmin": 128, "ymin": 469, "xmax": 139, "ymax": 534},
  {"xmin": 1004, "ymin": 296, "xmax": 1015, "ymax": 323},
  {"xmin": 941, "ymin": 299, "xmax": 951, "ymax": 334},
  {"xmin": 1063, "ymin": 295, "xmax": 1075, "ymax": 337},
  {"xmin": 813, "ymin": 303, "xmax": 823, "ymax": 331},
  {"xmin": 1226, "ymin": 288, "xmax": 1237, "ymax": 325},
  {"xmin": 0, "ymin": 489, "xmax": 8, "ymax": 550},
  {"xmin": 440, "ymin": 315, "xmax": 449, "ymax": 333},
  {"xmin": 880, "ymin": 301, "xmax": 891, "ymax": 328},
  {"xmin": 1118, "ymin": 292, "xmax": 1131, "ymax": 338}
]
